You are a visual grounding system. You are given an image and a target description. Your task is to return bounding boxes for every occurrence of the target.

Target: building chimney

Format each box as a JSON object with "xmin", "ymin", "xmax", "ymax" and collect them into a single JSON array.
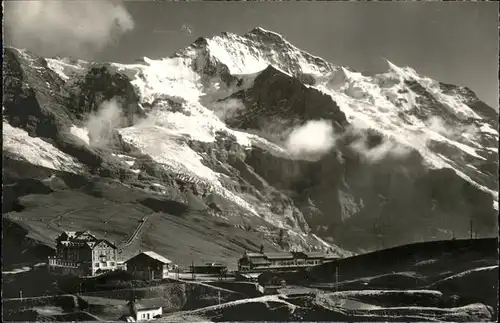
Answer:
[{"xmin": 260, "ymin": 244, "xmax": 264, "ymax": 254}]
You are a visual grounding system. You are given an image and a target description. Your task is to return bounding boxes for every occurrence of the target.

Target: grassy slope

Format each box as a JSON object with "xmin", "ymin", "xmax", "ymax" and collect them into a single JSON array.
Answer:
[
  {"xmin": 306, "ymin": 238, "xmax": 498, "ymax": 285},
  {"xmin": 2, "ymin": 158, "xmax": 284, "ymax": 270},
  {"xmin": 291, "ymin": 238, "xmax": 499, "ymax": 315}
]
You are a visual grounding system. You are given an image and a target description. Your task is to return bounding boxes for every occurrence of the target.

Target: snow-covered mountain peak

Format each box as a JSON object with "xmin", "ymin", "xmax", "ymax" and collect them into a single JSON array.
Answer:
[
  {"xmin": 172, "ymin": 27, "xmax": 338, "ymax": 79},
  {"xmin": 386, "ymin": 59, "xmax": 421, "ymax": 80},
  {"xmin": 243, "ymin": 26, "xmax": 290, "ymax": 45}
]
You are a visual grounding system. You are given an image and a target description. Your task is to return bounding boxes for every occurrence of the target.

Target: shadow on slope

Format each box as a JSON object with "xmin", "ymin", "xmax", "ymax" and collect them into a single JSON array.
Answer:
[
  {"xmin": 139, "ymin": 198, "xmax": 190, "ymax": 217},
  {"xmin": 291, "ymin": 238, "xmax": 498, "ymax": 314},
  {"xmin": 305, "ymin": 238, "xmax": 497, "ymax": 282}
]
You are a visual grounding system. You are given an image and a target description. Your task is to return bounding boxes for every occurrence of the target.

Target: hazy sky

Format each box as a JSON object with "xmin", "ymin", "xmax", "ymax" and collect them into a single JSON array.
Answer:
[{"xmin": 4, "ymin": 1, "xmax": 498, "ymax": 110}]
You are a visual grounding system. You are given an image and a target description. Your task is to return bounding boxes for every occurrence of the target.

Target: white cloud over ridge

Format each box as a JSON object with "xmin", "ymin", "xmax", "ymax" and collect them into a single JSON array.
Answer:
[
  {"xmin": 5, "ymin": 0, "xmax": 135, "ymax": 58},
  {"xmin": 86, "ymin": 98, "xmax": 126, "ymax": 148},
  {"xmin": 285, "ymin": 119, "xmax": 337, "ymax": 159}
]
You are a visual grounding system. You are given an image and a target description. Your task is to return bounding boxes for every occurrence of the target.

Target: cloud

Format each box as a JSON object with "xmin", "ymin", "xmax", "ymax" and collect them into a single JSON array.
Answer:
[
  {"xmin": 341, "ymin": 120, "xmax": 414, "ymax": 164},
  {"xmin": 425, "ymin": 116, "xmax": 456, "ymax": 137},
  {"xmin": 86, "ymin": 99, "xmax": 126, "ymax": 148},
  {"xmin": 349, "ymin": 133, "xmax": 413, "ymax": 164},
  {"xmin": 425, "ymin": 115, "xmax": 479, "ymax": 141},
  {"xmin": 212, "ymin": 99, "xmax": 246, "ymax": 122},
  {"xmin": 284, "ymin": 120, "xmax": 337, "ymax": 159},
  {"xmin": 4, "ymin": 0, "xmax": 134, "ymax": 58}
]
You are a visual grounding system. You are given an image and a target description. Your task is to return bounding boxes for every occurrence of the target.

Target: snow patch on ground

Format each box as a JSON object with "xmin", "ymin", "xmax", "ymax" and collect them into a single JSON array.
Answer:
[
  {"xmin": 440, "ymin": 265, "xmax": 498, "ymax": 282},
  {"xmin": 70, "ymin": 125, "xmax": 90, "ymax": 145},
  {"xmin": 118, "ymin": 125, "xmax": 219, "ymax": 183},
  {"xmin": 111, "ymin": 153, "xmax": 137, "ymax": 168},
  {"xmin": 312, "ymin": 234, "xmax": 335, "ymax": 249},
  {"xmin": 131, "ymin": 57, "xmax": 202, "ymax": 104},
  {"xmin": 117, "ymin": 124, "xmax": 259, "ymax": 216},
  {"xmin": 188, "ymin": 294, "xmax": 296, "ymax": 315},
  {"xmin": 330, "ymin": 289, "xmax": 443, "ymax": 298},
  {"xmin": 46, "ymin": 58, "xmax": 87, "ymax": 81},
  {"xmin": 479, "ymin": 122, "xmax": 499, "ymax": 136},
  {"xmin": 3, "ymin": 122, "xmax": 84, "ymax": 173}
]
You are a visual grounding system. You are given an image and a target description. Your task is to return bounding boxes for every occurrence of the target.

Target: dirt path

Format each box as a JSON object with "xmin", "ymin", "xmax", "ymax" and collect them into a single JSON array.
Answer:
[{"xmin": 49, "ymin": 204, "xmax": 120, "ymax": 226}]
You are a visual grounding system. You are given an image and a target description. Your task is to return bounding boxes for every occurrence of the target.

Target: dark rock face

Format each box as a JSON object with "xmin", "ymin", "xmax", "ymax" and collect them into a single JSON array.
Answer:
[
  {"xmin": 226, "ymin": 66, "xmax": 348, "ymax": 132},
  {"xmin": 68, "ymin": 65, "xmax": 145, "ymax": 124},
  {"xmin": 2, "ymin": 48, "xmax": 74, "ymax": 138},
  {"xmin": 439, "ymin": 82, "xmax": 499, "ymax": 127}
]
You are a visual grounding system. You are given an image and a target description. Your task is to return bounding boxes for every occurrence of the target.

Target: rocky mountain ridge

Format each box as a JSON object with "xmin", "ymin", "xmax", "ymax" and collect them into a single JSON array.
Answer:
[{"xmin": 3, "ymin": 27, "xmax": 498, "ymax": 259}]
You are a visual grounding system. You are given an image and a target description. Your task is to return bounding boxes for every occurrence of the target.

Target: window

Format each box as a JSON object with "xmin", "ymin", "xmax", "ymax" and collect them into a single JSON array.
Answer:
[
  {"xmin": 110, "ymin": 262, "xmax": 115, "ymax": 266},
  {"xmin": 95, "ymin": 263, "xmax": 99, "ymax": 267}
]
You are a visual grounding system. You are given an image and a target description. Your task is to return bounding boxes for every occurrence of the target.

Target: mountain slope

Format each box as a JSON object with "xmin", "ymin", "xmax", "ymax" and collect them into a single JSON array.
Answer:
[{"xmin": 2, "ymin": 27, "xmax": 498, "ymax": 261}]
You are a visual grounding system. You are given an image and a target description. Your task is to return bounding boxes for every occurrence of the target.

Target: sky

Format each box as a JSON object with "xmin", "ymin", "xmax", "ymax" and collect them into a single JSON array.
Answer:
[{"xmin": 4, "ymin": 1, "xmax": 499, "ymax": 110}]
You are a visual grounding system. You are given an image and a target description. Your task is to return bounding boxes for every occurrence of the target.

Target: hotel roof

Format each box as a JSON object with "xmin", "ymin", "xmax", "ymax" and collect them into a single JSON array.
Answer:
[{"xmin": 126, "ymin": 251, "xmax": 172, "ymax": 264}]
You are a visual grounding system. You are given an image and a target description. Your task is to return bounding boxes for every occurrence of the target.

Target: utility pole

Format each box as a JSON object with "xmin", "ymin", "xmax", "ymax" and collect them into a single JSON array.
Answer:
[
  {"xmin": 192, "ymin": 260, "xmax": 195, "ymax": 280},
  {"xmin": 335, "ymin": 266, "xmax": 339, "ymax": 292},
  {"xmin": 19, "ymin": 290, "xmax": 23, "ymax": 301},
  {"xmin": 373, "ymin": 223, "xmax": 379, "ymax": 251},
  {"xmin": 470, "ymin": 219, "xmax": 473, "ymax": 240},
  {"xmin": 218, "ymin": 291, "xmax": 221, "ymax": 305}
]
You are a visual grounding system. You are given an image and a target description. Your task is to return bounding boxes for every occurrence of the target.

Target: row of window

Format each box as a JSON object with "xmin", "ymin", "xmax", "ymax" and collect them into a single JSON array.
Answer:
[
  {"xmin": 95, "ymin": 262, "xmax": 115, "ymax": 268},
  {"xmin": 93, "ymin": 249, "xmax": 115, "ymax": 260},
  {"xmin": 255, "ymin": 259, "xmax": 322, "ymax": 267},
  {"xmin": 58, "ymin": 250, "xmax": 81, "ymax": 261},
  {"xmin": 140, "ymin": 312, "xmax": 157, "ymax": 320}
]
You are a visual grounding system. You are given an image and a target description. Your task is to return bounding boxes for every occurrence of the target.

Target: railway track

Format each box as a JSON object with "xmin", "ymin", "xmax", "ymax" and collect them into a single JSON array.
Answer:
[{"xmin": 118, "ymin": 213, "xmax": 155, "ymax": 248}]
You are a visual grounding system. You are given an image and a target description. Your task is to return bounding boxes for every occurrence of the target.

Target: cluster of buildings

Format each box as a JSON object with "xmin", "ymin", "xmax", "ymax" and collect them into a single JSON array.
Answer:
[
  {"xmin": 48, "ymin": 231, "xmax": 174, "ymax": 279},
  {"xmin": 47, "ymin": 230, "xmax": 341, "ymax": 321},
  {"xmin": 48, "ymin": 230, "xmax": 340, "ymax": 279},
  {"xmin": 237, "ymin": 250, "xmax": 339, "ymax": 273}
]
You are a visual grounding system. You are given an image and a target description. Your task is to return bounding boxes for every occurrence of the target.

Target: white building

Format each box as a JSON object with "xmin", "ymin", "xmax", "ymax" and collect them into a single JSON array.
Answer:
[{"xmin": 126, "ymin": 298, "xmax": 163, "ymax": 321}]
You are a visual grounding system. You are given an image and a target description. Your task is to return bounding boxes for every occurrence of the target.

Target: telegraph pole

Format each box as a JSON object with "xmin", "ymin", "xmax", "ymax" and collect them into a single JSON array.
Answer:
[
  {"xmin": 335, "ymin": 266, "xmax": 339, "ymax": 292},
  {"xmin": 470, "ymin": 219, "xmax": 473, "ymax": 240}
]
